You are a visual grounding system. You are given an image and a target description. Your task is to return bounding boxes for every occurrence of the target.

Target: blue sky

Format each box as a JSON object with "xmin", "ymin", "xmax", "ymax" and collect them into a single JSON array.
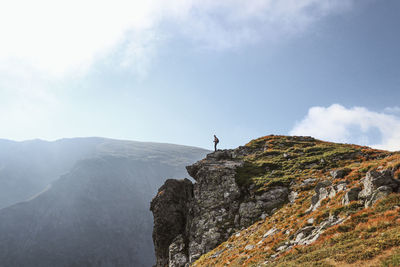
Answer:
[{"xmin": 1, "ymin": 0, "xmax": 400, "ymax": 151}]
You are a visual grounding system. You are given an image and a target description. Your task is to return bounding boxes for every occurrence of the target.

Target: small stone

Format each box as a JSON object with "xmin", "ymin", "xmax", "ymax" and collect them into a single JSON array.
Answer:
[
  {"xmin": 277, "ymin": 245, "xmax": 287, "ymax": 251},
  {"xmin": 302, "ymin": 178, "xmax": 317, "ymax": 185},
  {"xmin": 210, "ymin": 250, "xmax": 224, "ymax": 258},
  {"xmin": 295, "ymin": 233, "xmax": 304, "ymax": 243},
  {"xmin": 336, "ymin": 183, "xmax": 347, "ymax": 192},
  {"xmin": 288, "ymin": 191, "xmax": 298, "ymax": 203},
  {"xmin": 263, "ymin": 227, "xmax": 278, "ymax": 238},
  {"xmin": 330, "ymin": 168, "xmax": 351, "ymax": 179},
  {"xmin": 245, "ymin": 245, "xmax": 254, "ymax": 251}
]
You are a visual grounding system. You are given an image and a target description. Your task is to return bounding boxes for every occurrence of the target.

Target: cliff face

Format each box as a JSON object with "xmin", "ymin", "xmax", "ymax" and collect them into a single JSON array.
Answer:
[
  {"xmin": 151, "ymin": 179, "xmax": 193, "ymax": 267},
  {"xmin": 151, "ymin": 135, "xmax": 400, "ymax": 267},
  {"xmin": 151, "ymin": 141, "xmax": 291, "ymax": 266}
]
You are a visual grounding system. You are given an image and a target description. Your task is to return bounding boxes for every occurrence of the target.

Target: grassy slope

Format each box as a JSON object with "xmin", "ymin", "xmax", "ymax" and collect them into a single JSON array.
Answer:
[{"xmin": 193, "ymin": 135, "xmax": 400, "ymax": 267}]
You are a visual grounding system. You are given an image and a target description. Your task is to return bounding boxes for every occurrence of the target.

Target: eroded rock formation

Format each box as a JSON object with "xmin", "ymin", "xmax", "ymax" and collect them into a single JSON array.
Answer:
[{"xmin": 151, "ymin": 149, "xmax": 289, "ymax": 266}]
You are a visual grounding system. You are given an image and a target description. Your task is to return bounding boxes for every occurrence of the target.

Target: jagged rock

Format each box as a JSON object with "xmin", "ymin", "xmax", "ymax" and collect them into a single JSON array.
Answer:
[
  {"xmin": 151, "ymin": 148, "xmax": 290, "ymax": 266},
  {"xmin": 307, "ymin": 180, "xmax": 348, "ymax": 212},
  {"xmin": 315, "ymin": 180, "xmax": 332, "ymax": 192},
  {"xmin": 150, "ymin": 179, "xmax": 193, "ymax": 267},
  {"xmin": 290, "ymin": 216, "xmax": 345, "ymax": 247},
  {"xmin": 239, "ymin": 187, "xmax": 288, "ymax": 225},
  {"xmin": 335, "ymin": 181, "xmax": 347, "ymax": 192},
  {"xmin": 342, "ymin": 187, "xmax": 362, "ymax": 205},
  {"xmin": 359, "ymin": 168, "xmax": 400, "ymax": 207},
  {"xmin": 307, "ymin": 181, "xmax": 333, "ymax": 212},
  {"xmin": 330, "ymin": 168, "xmax": 351, "ymax": 179},
  {"xmin": 359, "ymin": 169, "xmax": 397, "ymax": 197},
  {"xmin": 169, "ymin": 235, "xmax": 188, "ymax": 267},
  {"xmin": 364, "ymin": 186, "xmax": 394, "ymax": 207},
  {"xmin": 299, "ymin": 178, "xmax": 317, "ymax": 191}
]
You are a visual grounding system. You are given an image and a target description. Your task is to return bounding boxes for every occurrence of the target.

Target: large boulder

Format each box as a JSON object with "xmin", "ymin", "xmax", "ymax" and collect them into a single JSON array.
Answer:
[
  {"xmin": 342, "ymin": 187, "xmax": 362, "ymax": 205},
  {"xmin": 358, "ymin": 169, "xmax": 400, "ymax": 207},
  {"xmin": 330, "ymin": 168, "xmax": 351, "ymax": 179}
]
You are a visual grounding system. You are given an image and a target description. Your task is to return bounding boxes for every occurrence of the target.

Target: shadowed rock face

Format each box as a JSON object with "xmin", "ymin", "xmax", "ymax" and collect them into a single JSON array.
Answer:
[
  {"xmin": 150, "ymin": 179, "xmax": 193, "ymax": 267},
  {"xmin": 151, "ymin": 148, "xmax": 289, "ymax": 266},
  {"xmin": 358, "ymin": 168, "xmax": 400, "ymax": 207}
]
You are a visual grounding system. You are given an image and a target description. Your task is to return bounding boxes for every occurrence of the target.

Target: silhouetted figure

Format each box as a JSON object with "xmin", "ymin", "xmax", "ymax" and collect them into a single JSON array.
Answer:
[{"xmin": 213, "ymin": 135, "xmax": 219, "ymax": 152}]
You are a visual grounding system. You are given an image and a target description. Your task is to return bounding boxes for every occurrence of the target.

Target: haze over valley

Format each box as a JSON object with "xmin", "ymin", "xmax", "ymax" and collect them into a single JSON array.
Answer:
[{"xmin": 0, "ymin": 138, "xmax": 208, "ymax": 266}]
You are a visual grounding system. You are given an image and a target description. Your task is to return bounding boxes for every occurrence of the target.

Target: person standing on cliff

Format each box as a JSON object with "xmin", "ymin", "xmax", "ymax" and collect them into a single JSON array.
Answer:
[{"xmin": 213, "ymin": 135, "xmax": 219, "ymax": 152}]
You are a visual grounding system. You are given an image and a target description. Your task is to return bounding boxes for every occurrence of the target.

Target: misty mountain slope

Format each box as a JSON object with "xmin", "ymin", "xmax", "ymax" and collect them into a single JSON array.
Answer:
[
  {"xmin": 0, "ymin": 137, "xmax": 106, "ymax": 209},
  {"xmin": 0, "ymin": 137, "xmax": 207, "ymax": 209},
  {"xmin": 0, "ymin": 147, "xmax": 207, "ymax": 267}
]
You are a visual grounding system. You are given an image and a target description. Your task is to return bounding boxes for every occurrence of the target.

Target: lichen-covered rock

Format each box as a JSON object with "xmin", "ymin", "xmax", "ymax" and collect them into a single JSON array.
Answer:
[
  {"xmin": 290, "ymin": 215, "xmax": 344, "ymax": 247},
  {"xmin": 342, "ymin": 187, "xmax": 362, "ymax": 205},
  {"xmin": 151, "ymin": 148, "xmax": 289, "ymax": 266},
  {"xmin": 330, "ymin": 168, "xmax": 351, "ymax": 179},
  {"xmin": 307, "ymin": 181, "xmax": 333, "ymax": 212},
  {"xmin": 169, "ymin": 235, "xmax": 188, "ymax": 267},
  {"xmin": 359, "ymin": 168, "xmax": 400, "ymax": 207}
]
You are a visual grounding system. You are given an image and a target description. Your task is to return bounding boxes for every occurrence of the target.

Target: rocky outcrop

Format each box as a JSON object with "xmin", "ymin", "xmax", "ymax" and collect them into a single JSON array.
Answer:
[
  {"xmin": 307, "ymin": 180, "xmax": 347, "ymax": 212},
  {"xmin": 358, "ymin": 168, "xmax": 400, "ymax": 207},
  {"xmin": 151, "ymin": 149, "xmax": 289, "ymax": 266},
  {"xmin": 150, "ymin": 179, "xmax": 193, "ymax": 267},
  {"xmin": 330, "ymin": 168, "xmax": 351, "ymax": 179},
  {"xmin": 342, "ymin": 187, "xmax": 362, "ymax": 205}
]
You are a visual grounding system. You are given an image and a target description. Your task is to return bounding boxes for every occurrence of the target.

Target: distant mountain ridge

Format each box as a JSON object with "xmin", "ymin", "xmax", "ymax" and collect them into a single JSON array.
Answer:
[
  {"xmin": 0, "ymin": 137, "xmax": 208, "ymax": 266},
  {"xmin": 0, "ymin": 137, "xmax": 207, "ymax": 209}
]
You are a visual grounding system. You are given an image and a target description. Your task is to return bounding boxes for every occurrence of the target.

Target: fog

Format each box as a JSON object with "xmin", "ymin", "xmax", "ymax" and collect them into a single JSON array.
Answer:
[{"xmin": 0, "ymin": 137, "xmax": 208, "ymax": 266}]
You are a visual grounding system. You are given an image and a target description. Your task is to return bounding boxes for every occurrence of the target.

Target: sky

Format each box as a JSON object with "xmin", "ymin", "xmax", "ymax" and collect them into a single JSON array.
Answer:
[{"xmin": 1, "ymin": 0, "xmax": 400, "ymax": 151}]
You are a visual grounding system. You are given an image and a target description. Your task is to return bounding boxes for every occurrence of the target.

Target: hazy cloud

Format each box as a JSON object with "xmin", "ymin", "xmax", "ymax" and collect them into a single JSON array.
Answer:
[
  {"xmin": 0, "ymin": 0, "xmax": 355, "ymax": 77},
  {"xmin": 384, "ymin": 106, "xmax": 400, "ymax": 114},
  {"xmin": 0, "ymin": 0, "xmax": 357, "ymax": 141},
  {"xmin": 290, "ymin": 104, "xmax": 400, "ymax": 151}
]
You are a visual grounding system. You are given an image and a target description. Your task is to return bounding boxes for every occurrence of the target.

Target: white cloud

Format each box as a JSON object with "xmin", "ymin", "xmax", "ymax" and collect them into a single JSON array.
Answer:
[
  {"xmin": 290, "ymin": 104, "xmax": 400, "ymax": 151},
  {"xmin": 0, "ymin": 0, "xmax": 355, "ymax": 77}
]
